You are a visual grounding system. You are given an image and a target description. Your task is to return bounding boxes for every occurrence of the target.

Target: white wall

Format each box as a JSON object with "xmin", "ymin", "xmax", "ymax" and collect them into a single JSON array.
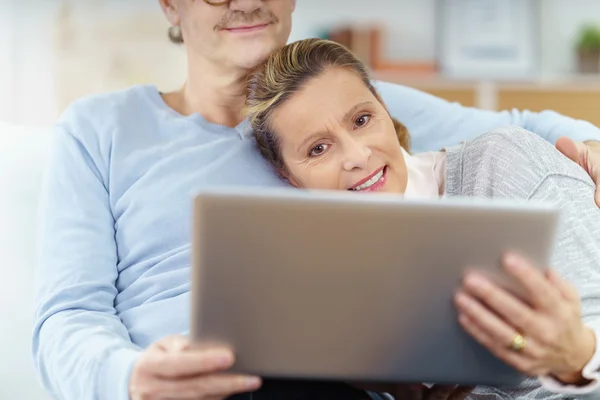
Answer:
[
  {"xmin": 0, "ymin": 0, "xmax": 58, "ymax": 127},
  {"xmin": 540, "ymin": 0, "xmax": 600, "ymax": 75},
  {"xmin": 0, "ymin": 0, "xmax": 186, "ymax": 127},
  {"xmin": 0, "ymin": 0, "xmax": 16, "ymax": 123},
  {"xmin": 0, "ymin": 122, "xmax": 54, "ymax": 400}
]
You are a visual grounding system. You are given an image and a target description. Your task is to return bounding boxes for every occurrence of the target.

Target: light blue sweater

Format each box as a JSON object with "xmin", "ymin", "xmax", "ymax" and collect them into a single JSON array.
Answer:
[{"xmin": 32, "ymin": 82, "xmax": 600, "ymax": 400}]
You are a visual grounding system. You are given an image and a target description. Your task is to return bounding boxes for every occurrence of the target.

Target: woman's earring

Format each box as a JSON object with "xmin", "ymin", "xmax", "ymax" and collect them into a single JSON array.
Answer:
[{"xmin": 168, "ymin": 25, "xmax": 183, "ymax": 44}]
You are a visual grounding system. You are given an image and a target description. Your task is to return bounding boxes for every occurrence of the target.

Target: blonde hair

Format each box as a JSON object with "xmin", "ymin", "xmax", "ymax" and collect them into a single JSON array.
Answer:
[{"xmin": 245, "ymin": 38, "xmax": 410, "ymax": 172}]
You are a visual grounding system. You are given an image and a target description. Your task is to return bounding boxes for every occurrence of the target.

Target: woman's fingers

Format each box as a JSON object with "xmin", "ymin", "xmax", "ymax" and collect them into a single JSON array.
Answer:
[
  {"xmin": 456, "ymin": 312, "xmax": 546, "ymax": 376},
  {"xmin": 455, "ymin": 292, "xmax": 541, "ymax": 358},
  {"xmin": 546, "ymin": 269, "xmax": 580, "ymax": 303},
  {"xmin": 459, "ymin": 273, "xmax": 539, "ymax": 334},
  {"xmin": 502, "ymin": 253, "xmax": 561, "ymax": 310},
  {"xmin": 456, "ymin": 253, "xmax": 593, "ymax": 380}
]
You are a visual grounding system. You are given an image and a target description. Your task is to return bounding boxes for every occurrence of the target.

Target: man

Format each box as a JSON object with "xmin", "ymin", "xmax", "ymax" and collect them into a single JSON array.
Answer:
[{"xmin": 32, "ymin": 1, "xmax": 600, "ymax": 400}]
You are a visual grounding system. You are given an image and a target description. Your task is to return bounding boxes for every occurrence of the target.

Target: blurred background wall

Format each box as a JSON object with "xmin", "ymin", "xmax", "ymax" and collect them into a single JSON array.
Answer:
[{"xmin": 1, "ymin": 0, "xmax": 600, "ymax": 127}]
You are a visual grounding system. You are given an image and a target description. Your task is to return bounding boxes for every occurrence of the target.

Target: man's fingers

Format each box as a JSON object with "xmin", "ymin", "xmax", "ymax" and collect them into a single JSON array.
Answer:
[
  {"xmin": 157, "ymin": 373, "xmax": 262, "ymax": 399},
  {"xmin": 153, "ymin": 335, "xmax": 191, "ymax": 352},
  {"xmin": 139, "ymin": 373, "xmax": 261, "ymax": 399},
  {"xmin": 145, "ymin": 348, "xmax": 235, "ymax": 379},
  {"xmin": 556, "ymin": 136, "xmax": 580, "ymax": 164},
  {"xmin": 557, "ymin": 136, "xmax": 600, "ymax": 207}
]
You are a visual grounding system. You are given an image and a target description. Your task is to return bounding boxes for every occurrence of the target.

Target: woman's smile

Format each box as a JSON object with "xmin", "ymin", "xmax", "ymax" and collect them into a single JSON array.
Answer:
[{"xmin": 348, "ymin": 166, "xmax": 388, "ymax": 192}]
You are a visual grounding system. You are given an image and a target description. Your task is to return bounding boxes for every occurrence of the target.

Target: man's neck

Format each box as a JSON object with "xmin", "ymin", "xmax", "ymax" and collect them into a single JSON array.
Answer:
[{"xmin": 163, "ymin": 58, "xmax": 250, "ymax": 128}]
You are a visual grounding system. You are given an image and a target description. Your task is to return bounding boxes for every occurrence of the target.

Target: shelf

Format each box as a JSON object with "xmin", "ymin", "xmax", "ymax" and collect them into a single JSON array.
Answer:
[{"xmin": 372, "ymin": 72, "xmax": 600, "ymax": 126}]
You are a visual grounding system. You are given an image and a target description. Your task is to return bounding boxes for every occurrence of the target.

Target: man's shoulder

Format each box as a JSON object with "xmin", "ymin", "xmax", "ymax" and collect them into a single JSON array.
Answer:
[
  {"xmin": 371, "ymin": 79, "xmax": 417, "ymax": 102},
  {"xmin": 56, "ymin": 84, "xmax": 158, "ymax": 136}
]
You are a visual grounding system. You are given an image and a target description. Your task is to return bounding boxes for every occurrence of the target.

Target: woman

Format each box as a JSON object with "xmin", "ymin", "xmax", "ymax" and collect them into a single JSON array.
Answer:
[{"xmin": 244, "ymin": 38, "xmax": 600, "ymax": 399}]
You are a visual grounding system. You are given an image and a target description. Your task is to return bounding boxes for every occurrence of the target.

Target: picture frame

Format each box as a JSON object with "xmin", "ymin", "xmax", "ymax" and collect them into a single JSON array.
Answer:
[{"xmin": 435, "ymin": 0, "xmax": 541, "ymax": 80}]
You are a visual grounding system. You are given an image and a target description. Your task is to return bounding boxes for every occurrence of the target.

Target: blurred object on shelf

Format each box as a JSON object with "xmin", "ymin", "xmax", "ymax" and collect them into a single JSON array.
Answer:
[
  {"xmin": 575, "ymin": 24, "xmax": 600, "ymax": 74},
  {"xmin": 435, "ymin": 0, "xmax": 539, "ymax": 80},
  {"xmin": 322, "ymin": 25, "xmax": 437, "ymax": 76}
]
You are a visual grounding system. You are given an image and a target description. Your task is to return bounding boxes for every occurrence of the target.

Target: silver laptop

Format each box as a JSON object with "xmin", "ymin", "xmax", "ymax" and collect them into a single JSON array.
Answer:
[{"xmin": 190, "ymin": 187, "xmax": 559, "ymax": 387}]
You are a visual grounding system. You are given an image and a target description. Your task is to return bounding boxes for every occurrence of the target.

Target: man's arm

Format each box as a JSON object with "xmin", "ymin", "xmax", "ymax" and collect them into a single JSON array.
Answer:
[
  {"xmin": 373, "ymin": 80, "xmax": 600, "ymax": 153},
  {"xmin": 32, "ymin": 119, "xmax": 141, "ymax": 400}
]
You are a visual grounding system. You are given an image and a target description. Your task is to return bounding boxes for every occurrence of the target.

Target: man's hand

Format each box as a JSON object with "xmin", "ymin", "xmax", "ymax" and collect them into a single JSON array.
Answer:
[
  {"xmin": 129, "ymin": 335, "xmax": 262, "ymax": 400},
  {"xmin": 556, "ymin": 137, "xmax": 600, "ymax": 207}
]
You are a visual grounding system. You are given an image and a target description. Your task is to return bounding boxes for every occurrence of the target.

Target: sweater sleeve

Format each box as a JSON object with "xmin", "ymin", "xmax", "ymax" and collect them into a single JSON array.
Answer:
[{"xmin": 32, "ymin": 117, "xmax": 142, "ymax": 400}]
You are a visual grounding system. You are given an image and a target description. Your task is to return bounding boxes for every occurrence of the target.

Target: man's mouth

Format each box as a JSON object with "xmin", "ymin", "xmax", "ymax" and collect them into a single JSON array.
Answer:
[
  {"xmin": 224, "ymin": 23, "xmax": 271, "ymax": 33},
  {"xmin": 349, "ymin": 166, "xmax": 387, "ymax": 192}
]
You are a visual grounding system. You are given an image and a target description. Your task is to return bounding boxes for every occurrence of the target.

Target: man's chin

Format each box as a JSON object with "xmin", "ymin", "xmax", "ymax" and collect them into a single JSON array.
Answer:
[{"xmin": 234, "ymin": 43, "xmax": 284, "ymax": 70}]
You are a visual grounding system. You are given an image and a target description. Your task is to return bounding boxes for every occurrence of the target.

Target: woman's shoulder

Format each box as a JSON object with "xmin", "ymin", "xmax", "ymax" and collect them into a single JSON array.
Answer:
[{"xmin": 445, "ymin": 126, "xmax": 594, "ymax": 198}]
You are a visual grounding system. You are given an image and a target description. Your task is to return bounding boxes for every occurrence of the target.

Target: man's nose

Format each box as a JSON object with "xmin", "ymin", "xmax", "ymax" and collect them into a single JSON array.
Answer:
[
  {"xmin": 342, "ymin": 139, "xmax": 372, "ymax": 172},
  {"xmin": 229, "ymin": 0, "xmax": 264, "ymax": 14}
]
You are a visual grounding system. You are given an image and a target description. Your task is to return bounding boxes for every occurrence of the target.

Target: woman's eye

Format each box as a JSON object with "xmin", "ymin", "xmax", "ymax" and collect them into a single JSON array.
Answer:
[
  {"xmin": 354, "ymin": 114, "xmax": 371, "ymax": 128},
  {"xmin": 309, "ymin": 143, "xmax": 329, "ymax": 157}
]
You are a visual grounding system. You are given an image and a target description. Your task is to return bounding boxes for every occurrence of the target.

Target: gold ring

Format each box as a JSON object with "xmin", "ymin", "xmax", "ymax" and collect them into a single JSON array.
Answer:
[{"xmin": 508, "ymin": 333, "xmax": 526, "ymax": 352}]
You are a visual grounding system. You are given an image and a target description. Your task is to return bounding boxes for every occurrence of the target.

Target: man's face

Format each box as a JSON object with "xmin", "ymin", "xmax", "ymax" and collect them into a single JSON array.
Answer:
[{"xmin": 169, "ymin": 0, "xmax": 295, "ymax": 71}]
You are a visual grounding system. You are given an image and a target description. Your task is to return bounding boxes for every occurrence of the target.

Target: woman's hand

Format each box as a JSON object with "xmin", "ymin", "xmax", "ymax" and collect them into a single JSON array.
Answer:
[
  {"xmin": 454, "ymin": 253, "xmax": 596, "ymax": 385},
  {"xmin": 129, "ymin": 335, "xmax": 262, "ymax": 400},
  {"xmin": 556, "ymin": 137, "xmax": 600, "ymax": 207}
]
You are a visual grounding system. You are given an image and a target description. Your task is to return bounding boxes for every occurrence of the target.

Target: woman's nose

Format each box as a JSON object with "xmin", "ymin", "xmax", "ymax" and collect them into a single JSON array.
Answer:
[{"xmin": 341, "ymin": 139, "xmax": 372, "ymax": 171}]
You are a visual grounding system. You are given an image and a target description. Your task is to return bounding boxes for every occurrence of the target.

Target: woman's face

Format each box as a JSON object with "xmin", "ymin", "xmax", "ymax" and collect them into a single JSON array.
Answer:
[{"xmin": 269, "ymin": 67, "xmax": 408, "ymax": 194}]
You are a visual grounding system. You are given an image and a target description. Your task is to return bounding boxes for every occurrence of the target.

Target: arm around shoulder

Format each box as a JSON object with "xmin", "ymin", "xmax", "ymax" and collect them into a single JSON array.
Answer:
[
  {"xmin": 373, "ymin": 80, "xmax": 600, "ymax": 152},
  {"xmin": 33, "ymin": 112, "xmax": 141, "ymax": 400}
]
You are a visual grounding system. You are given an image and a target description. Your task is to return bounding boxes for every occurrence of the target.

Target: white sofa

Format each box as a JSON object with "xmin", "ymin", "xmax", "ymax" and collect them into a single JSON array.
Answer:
[{"xmin": 0, "ymin": 122, "xmax": 53, "ymax": 400}]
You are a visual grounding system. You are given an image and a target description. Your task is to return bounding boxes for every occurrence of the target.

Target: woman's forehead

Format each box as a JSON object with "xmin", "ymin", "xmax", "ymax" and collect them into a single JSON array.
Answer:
[{"xmin": 274, "ymin": 69, "xmax": 374, "ymax": 125}]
